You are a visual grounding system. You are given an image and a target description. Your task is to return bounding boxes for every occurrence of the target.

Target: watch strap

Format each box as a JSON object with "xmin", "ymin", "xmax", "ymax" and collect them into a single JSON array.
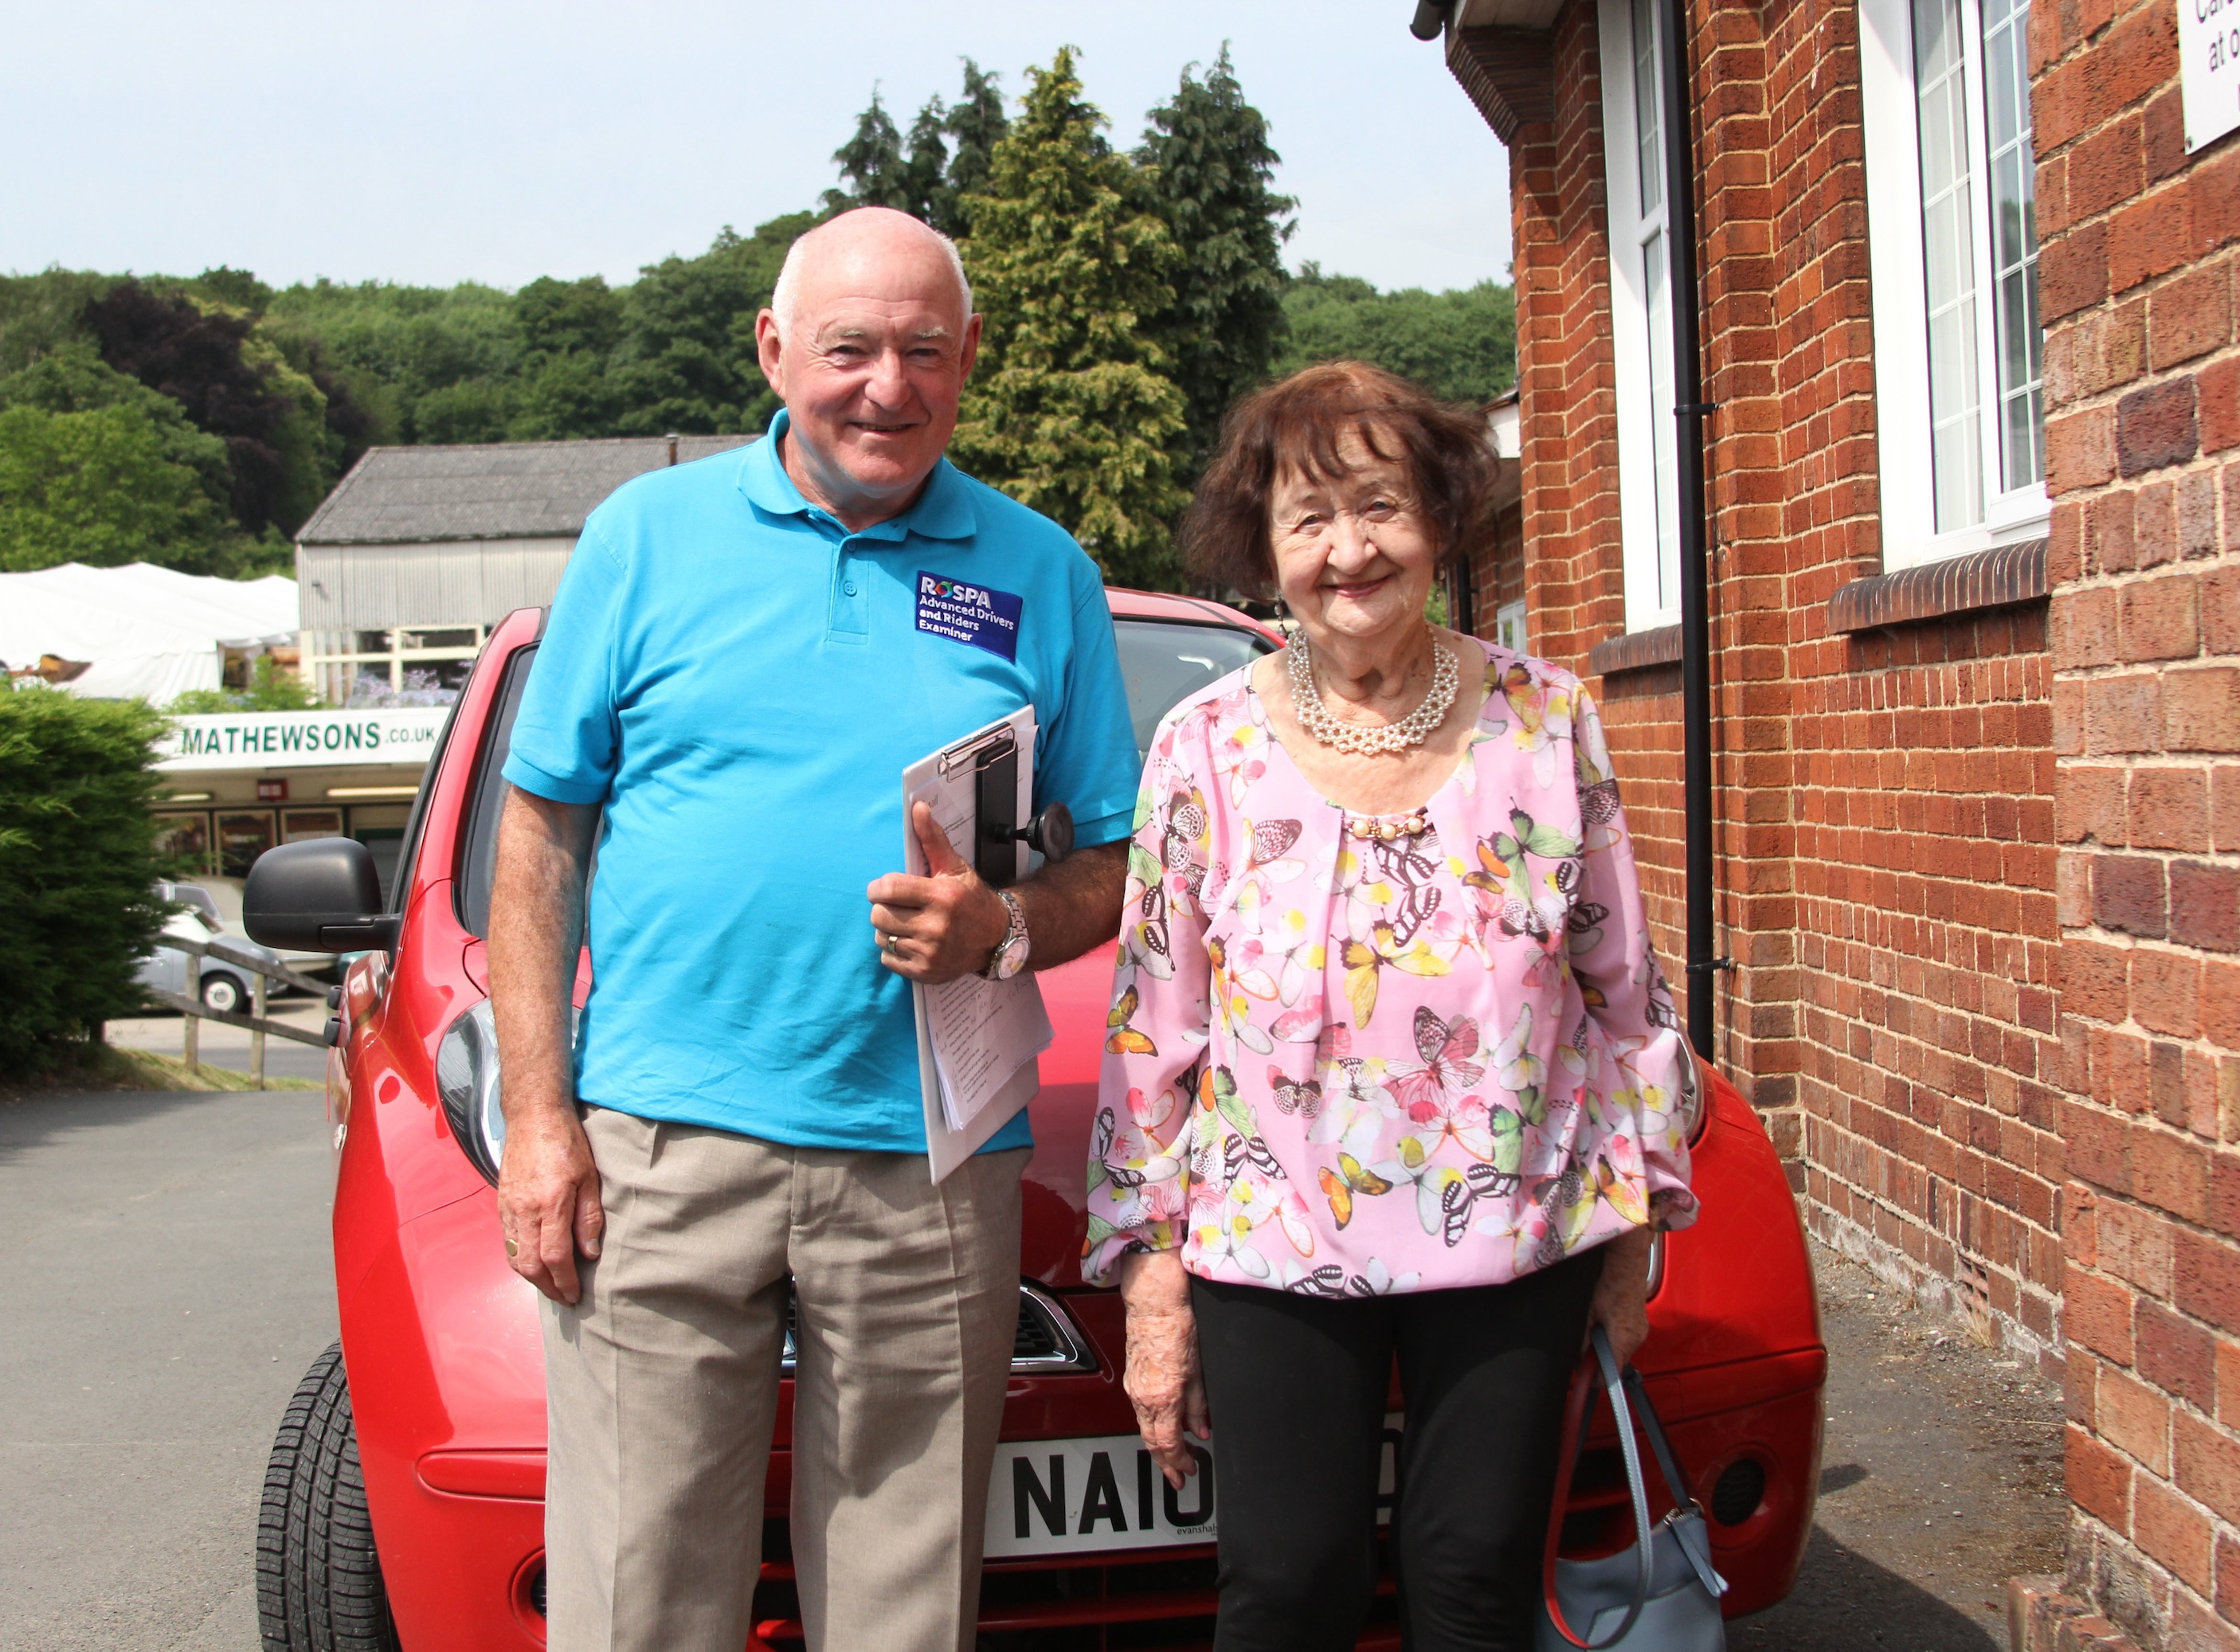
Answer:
[{"xmin": 983, "ymin": 889, "xmax": 1028, "ymax": 980}]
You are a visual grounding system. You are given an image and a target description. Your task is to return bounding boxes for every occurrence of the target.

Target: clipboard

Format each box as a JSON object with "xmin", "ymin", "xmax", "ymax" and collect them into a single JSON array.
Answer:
[{"xmin": 903, "ymin": 707, "xmax": 1054, "ymax": 1181}]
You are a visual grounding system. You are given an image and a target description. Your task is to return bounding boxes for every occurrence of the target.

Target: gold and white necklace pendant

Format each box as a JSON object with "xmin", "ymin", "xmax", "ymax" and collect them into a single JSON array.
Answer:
[{"xmin": 1343, "ymin": 808, "xmax": 1432, "ymax": 841}]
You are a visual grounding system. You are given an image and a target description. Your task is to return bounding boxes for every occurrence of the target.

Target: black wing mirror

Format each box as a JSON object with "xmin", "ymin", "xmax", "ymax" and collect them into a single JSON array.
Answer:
[{"xmin": 244, "ymin": 839, "xmax": 399, "ymax": 953}]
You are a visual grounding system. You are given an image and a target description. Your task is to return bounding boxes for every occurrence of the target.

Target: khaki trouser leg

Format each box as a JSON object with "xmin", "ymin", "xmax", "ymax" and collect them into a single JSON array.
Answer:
[
  {"xmin": 542, "ymin": 1109, "xmax": 793, "ymax": 1652},
  {"xmin": 789, "ymin": 1144, "xmax": 1028, "ymax": 1652}
]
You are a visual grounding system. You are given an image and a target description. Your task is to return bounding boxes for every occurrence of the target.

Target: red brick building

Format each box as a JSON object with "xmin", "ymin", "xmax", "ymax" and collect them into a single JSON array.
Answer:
[{"xmin": 1424, "ymin": 0, "xmax": 2240, "ymax": 1639}]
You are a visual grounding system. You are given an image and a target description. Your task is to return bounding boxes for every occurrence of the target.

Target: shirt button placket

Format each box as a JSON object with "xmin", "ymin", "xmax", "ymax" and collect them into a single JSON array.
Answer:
[{"xmin": 828, "ymin": 537, "xmax": 871, "ymax": 640}]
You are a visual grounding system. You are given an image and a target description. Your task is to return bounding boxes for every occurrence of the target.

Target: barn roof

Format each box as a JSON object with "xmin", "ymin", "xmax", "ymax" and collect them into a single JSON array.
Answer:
[{"xmin": 296, "ymin": 435, "xmax": 758, "ymax": 546}]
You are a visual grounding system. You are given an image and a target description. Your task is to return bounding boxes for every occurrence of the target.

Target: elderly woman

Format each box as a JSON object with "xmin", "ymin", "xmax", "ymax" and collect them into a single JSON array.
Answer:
[{"xmin": 1083, "ymin": 362, "xmax": 1699, "ymax": 1652}]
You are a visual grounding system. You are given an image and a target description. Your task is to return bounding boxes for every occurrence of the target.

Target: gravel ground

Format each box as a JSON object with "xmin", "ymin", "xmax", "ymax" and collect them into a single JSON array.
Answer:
[{"xmin": 1729, "ymin": 1243, "xmax": 2068, "ymax": 1650}]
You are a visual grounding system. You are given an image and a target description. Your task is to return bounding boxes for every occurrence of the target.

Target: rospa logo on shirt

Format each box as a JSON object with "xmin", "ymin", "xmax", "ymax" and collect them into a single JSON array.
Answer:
[{"xmin": 922, "ymin": 575, "xmax": 996, "ymax": 609}]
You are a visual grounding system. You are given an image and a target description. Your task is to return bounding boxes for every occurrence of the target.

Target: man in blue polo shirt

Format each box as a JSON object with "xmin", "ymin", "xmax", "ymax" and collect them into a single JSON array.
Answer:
[{"xmin": 486, "ymin": 208, "xmax": 1140, "ymax": 1652}]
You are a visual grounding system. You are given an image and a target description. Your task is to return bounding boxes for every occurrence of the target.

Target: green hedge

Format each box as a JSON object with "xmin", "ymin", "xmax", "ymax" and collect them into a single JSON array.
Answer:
[{"xmin": 0, "ymin": 689, "xmax": 169, "ymax": 1071}]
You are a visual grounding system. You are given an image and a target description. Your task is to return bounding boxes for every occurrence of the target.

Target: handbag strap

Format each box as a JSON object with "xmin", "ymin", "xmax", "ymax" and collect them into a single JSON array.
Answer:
[
  {"xmin": 1619, "ymin": 1367, "xmax": 1729, "ymax": 1601},
  {"xmin": 1541, "ymin": 1326, "xmax": 1656, "ymax": 1649},
  {"xmin": 1619, "ymin": 1366, "xmax": 1694, "ymax": 1513}
]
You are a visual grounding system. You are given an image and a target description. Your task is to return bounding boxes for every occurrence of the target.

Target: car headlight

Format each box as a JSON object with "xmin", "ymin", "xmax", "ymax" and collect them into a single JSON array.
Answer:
[
  {"xmin": 436, "ymin": 1001, "xmax": 507, "ymax": 1184},
  {"xmin": 437, "ymin": 1000, "xmax": 579, "ymax": 1186}
]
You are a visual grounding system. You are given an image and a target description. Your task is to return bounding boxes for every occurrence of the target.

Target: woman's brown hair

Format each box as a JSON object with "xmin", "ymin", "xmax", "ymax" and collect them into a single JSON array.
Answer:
[{"xmin": 1179, "ymin": 360, "xmax": 1498, "ymax": 600}]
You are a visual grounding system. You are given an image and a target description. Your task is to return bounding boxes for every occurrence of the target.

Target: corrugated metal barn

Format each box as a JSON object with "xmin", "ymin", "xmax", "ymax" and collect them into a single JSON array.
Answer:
[{"xmin": 293, "ymin": 435, "xmax": 754, "ymax": 704}]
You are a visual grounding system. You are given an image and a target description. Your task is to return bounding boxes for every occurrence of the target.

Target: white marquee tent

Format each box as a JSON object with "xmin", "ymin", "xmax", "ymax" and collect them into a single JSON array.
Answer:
[{"xmin": 0, "ymin": 562, "xmax": 299, "ymax": 703}]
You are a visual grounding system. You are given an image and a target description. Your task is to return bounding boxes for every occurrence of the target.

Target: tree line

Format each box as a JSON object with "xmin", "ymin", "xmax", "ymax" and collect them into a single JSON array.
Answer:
[{"xmin": 0, "ymin": 47, "xmax": 1514, "ymax": 590}]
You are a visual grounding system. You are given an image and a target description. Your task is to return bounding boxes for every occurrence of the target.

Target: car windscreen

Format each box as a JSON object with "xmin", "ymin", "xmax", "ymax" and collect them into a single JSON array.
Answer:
[
  {"xmin": 456, "ymin": 617, "xmax": 1271, "ymax": 937},
  {"xmin": 1112, "ymin": 617, "xmax": 1272, "ymax": 760}
]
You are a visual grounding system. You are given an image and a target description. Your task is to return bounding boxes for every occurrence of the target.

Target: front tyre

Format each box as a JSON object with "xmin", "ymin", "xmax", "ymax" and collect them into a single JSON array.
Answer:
[{"xmin": 258, "ymin": 1344, "xmax": 401, "ymax": 1652}]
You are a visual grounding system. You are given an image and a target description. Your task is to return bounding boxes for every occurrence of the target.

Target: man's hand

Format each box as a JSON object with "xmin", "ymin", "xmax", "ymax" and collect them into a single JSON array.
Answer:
[
  {"xmin": 867, "ymin": 801, "xmax": 1130, "ymax": 984},
  {"xmin": 498, "ymin": 1102, "xmax": 605, "ymax": 1305},
  {"xmin": 867, "ymin": 801, "xmax": 1009, "ymax": 983}
]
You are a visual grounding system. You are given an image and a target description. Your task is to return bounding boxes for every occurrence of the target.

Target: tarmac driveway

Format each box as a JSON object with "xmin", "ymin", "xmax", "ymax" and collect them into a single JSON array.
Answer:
[
  {"xmin": 0, "ymin": 1086, "xmax": 336, "ymax": 1652},
  {"xmin": 0, "ymin": 1082, "xmax": 2066, "ymax": 1652}
]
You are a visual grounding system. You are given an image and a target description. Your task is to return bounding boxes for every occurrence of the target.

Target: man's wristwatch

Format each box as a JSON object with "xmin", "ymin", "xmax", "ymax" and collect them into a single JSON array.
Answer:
[{"xmin": 983, "ymin": 889, "xmax": 1030, "ymax": 981}]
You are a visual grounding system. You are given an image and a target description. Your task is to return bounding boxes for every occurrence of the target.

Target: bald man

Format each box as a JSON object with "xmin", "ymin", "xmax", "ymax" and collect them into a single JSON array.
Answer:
[{"xmin": 486, "ymin": 208, "xmax": 1138, "ymax": 1652}]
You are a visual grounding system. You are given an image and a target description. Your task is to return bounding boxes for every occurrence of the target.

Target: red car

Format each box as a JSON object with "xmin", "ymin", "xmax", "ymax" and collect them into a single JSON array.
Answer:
[{"xmin": 245, "ymin": 591, "xmax": 1825, "ymax": 1652}]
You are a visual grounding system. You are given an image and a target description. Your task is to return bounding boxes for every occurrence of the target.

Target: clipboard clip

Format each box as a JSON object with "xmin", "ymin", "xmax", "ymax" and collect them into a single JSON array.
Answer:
[
  {"xmin": 937, "ymin": 724, "xmax": 1073, "ymax": 887},
  {"xmin": 938, "ymin": 725, "xmax": 1018, "ymax": 782}
]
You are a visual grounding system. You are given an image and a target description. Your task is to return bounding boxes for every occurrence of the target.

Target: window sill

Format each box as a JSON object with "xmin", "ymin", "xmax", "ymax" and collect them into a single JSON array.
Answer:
[
  {"xmin": 1827, "ymin": 538, "xmax": 2047, "ymax": 633},
  {"xmin": 1588, "ymin": 624, "xmax": 1683, "ymax": 676}
]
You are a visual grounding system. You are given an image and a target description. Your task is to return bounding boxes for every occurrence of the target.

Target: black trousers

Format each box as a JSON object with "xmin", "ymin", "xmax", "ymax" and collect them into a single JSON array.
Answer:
[{"xmin": 1190, "ymin": 1249, "xmax": 1604, "ymax": 1652}]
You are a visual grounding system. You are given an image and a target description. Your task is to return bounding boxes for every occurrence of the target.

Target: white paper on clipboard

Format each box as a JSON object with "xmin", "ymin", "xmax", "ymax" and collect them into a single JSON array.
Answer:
[{"xmin": 902, "ymin": 706, "xmax": 1053, "ymax": 1182}]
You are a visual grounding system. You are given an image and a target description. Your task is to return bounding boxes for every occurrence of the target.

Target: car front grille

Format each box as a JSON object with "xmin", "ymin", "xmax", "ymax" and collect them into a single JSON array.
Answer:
[{"xmin": 779, "ymin": 1283, "xmax": 1096, "ymax": 1377}]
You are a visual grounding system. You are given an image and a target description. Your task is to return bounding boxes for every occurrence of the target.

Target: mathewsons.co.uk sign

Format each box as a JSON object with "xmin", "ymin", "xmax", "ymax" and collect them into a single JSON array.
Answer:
[{"xmin": 155, "ymin": 707, "xmax": 452, "ymax": 773}]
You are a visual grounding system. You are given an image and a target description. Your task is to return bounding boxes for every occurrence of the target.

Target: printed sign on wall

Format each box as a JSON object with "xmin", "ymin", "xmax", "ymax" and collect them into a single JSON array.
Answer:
[
  {"xmin": 155, "ymin": 707, "xmax": 452, "ymax": 772},
  {"xmin": 2181, "ymin": 0, "xmax": 2240, "ymax": 151}
]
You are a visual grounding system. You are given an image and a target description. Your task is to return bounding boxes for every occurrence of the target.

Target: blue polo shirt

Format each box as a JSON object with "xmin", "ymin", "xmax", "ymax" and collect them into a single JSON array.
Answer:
[{"xmin": 501, "ymin": 411, "xmax": 1141, "ymax": 1153}]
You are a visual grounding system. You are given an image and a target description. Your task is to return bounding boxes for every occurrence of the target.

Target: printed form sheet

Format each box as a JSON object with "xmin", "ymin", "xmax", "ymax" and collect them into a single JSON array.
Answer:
[{"xmin": 902, "ymin": 706, "xmax": 1053, "ymax": 1181}]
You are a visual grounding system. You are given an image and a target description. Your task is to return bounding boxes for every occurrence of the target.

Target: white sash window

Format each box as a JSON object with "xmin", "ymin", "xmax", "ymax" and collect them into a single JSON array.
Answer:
[
  {"xmin": 1862, "ymin": 0, "xmax": 2048, "ymax": 566},
  {"xmin": 1599, "ymin": 0, "xmax": 1682, "ymax": 631}
]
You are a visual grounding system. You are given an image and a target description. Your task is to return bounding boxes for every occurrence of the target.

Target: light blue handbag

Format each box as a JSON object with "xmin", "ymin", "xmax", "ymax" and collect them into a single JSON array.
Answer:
[{"xmin": 1537, "ymin": 1326, "xmax": 1729, "ymax": 1650}]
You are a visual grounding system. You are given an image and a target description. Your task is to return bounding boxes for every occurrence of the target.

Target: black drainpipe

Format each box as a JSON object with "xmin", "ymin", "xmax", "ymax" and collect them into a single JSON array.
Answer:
[
  {"xmin": 1415, "ymin": 0, "xmax": 1720, "ymax": 1054},
  {"xmin": 1656, "ymin": 0, "xmax": 1721, "ymax": 1059}
]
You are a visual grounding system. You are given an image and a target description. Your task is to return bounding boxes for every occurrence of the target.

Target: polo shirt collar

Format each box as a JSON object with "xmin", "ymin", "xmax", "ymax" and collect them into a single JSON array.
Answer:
[{"xmin": 738, "ymin": 409, "xmax": 977, "ymax": 543}]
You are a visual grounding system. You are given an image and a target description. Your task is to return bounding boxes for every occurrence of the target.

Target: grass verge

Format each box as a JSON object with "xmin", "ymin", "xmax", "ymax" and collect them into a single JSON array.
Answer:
[{"xmin": 0, "ymin": 1039, "xmax": 323, "ymax": 1100}]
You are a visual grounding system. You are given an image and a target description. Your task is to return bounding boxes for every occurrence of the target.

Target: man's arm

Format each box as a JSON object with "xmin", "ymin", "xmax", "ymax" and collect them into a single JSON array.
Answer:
[
  {"xmin": 486, "ymin": 785, "xmax": 605, "ymax": 1305},
  {"xmin": 867, "ymin": 801, "xmax": 1127, "ymax": 984}
]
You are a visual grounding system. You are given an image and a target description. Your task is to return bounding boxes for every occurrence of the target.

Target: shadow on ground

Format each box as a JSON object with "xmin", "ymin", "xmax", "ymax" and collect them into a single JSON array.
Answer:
[
  {"xmin": 1731, "ymin": 1523, "xmax": 2005, "ymax": 1650},
  {"xmin": 0, "ymin": 1083, "xmax": 237, "ymax": 1166}
]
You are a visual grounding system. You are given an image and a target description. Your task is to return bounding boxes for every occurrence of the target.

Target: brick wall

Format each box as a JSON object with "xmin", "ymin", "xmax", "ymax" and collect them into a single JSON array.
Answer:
[
  {"xmin": 2035, "ymin": 0, "xmax": 2240, "ymax": 1634},
  {"xmin": 1454, "ymin": 0, "xmax": 2067, "ymax": 1368}
]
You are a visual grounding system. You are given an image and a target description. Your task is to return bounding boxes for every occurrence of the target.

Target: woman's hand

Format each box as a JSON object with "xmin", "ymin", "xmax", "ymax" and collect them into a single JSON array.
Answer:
[
  {"xmin": 1588, "ymin": 1225, "xmax": 1655, "ymax": 1368},
  {"xmin": 1115, "ymin": 1251, "xmax": 1210, "ymax": 1490}
]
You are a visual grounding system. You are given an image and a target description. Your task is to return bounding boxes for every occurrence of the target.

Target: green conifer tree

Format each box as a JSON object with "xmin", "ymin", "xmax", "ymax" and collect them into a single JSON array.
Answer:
[
  {"xmin": 951, "ymin": 49, "xmax": 1189, "ymax": 589},
  {"xmin": 935, "ymin": 61, "xmax": 1009, "ymax": 236},
  {"xmin": 899, "ymin": 98, "xmax": 950, "ymax": 225},
  {"xmin": 1136, "ymin": 45, "xmax": 1296, "ymax": 474},
  {"xmin": 822, "ymin": 91, "xmax": 911, "ymax": 216}
]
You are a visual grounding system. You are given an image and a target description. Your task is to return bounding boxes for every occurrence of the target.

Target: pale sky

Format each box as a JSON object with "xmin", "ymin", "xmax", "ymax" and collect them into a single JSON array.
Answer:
[{"xmin": 0, "ymin": 1, "xmax": 1514, "ymax": 296}]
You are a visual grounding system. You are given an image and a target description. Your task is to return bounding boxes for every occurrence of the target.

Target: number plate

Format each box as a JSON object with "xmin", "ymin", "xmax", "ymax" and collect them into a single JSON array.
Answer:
[{"xmin": 984, "ymin": 1418, "xmax": 1403, "ymax": 1560}]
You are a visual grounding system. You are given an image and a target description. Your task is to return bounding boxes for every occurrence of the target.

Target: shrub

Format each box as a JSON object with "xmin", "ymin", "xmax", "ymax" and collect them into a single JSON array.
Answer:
[
  {"xmin": 167, "ymin": 656, "xmax": 323, "ymax": 714},
  {"xmin": 0, "ymin": 688, "xmax": 170, "ymax": 1071}
]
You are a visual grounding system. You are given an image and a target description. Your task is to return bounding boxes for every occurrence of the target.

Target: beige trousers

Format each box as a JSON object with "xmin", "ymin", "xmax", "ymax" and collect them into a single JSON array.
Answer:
[{"xmin": 541, "ymin": 1106, "xmax": 1028, "ymax": 1652}]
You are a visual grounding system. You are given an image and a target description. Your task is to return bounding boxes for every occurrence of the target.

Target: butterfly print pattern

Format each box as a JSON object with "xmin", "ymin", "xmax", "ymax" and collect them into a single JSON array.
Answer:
[{"xmin": 1083, "ymin": 640, "xmax": 1698, "ymax": 1296}]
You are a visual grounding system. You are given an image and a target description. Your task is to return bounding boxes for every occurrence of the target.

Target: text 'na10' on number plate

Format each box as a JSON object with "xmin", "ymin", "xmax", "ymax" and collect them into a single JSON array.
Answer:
[{"xmin": 983, "ymin": 1419, "xmax": 1404, "ymax": 1560}]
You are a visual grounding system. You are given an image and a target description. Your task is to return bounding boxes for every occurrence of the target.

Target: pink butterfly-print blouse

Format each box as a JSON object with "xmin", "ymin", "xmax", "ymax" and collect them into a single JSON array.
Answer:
[{"xmin": 1083, "ymin": 640, "xmax": 1700, "ymax": 1296}]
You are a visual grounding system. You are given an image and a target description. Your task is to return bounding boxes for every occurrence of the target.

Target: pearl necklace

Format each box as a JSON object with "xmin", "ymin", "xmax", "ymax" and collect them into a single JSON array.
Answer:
[{"xmin": 1286, "ymin": 635, "xmax": 1459, "ymax": 757}]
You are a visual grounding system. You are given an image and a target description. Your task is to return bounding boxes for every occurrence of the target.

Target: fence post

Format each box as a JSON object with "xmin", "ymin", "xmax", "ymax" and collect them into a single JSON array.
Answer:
[
  {"xmin": 251, "ymin": 972, "xmax": 267, "ymax": 1090},
  {"xmin": 183, "ymin": 954, "xmax": 200, "ymax": 1074}
]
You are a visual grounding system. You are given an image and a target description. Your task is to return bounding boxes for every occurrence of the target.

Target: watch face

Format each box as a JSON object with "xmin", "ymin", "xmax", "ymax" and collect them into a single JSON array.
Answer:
[{"xmin": 996, "ymin": 937, "xmax": 1029, "ymax": 981}]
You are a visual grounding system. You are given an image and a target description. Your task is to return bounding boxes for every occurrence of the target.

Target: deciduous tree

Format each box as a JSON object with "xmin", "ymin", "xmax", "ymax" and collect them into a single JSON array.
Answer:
[{"xmin": 1275, "ymin": 265, "xmax": 1516, "ymax": 405}]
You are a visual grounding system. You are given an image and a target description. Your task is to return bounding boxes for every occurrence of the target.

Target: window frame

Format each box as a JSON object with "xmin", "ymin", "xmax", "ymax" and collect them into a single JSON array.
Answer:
[
  {"xmin": 1596, "ymin": 0, "xmax": 1683, "ymax": 633},
  {"xmin": 1860, "ymin": 0, "xmax": 2050, "ymax": 570}
]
